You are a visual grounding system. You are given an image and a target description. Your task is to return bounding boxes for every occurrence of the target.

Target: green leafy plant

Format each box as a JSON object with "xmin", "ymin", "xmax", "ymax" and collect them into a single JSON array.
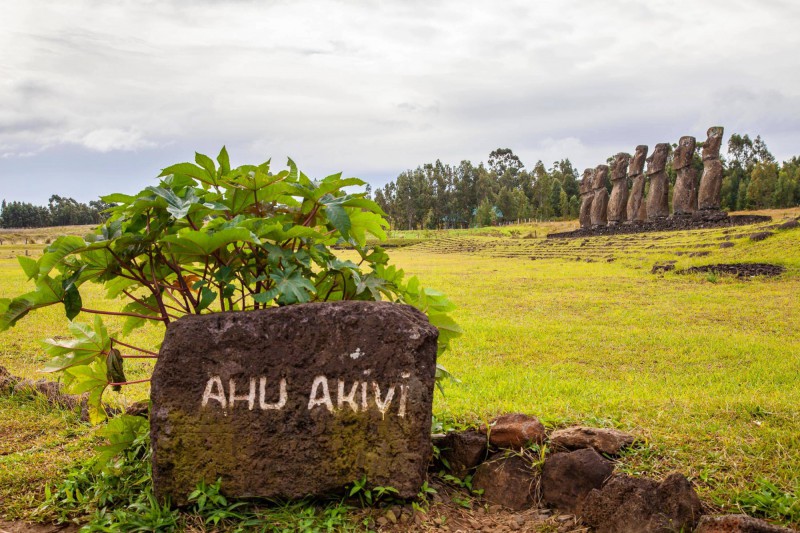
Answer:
[
  {"xmin": 0, "ymin": 148, "xmax": 460, "ymax": 423},
  {"xmin": 735, "ymin": 478, "xmax": 800, "ymax": 523}
]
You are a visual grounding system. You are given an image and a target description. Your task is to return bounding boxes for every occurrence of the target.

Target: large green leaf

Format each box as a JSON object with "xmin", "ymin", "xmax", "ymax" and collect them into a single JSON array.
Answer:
[
  {"xmin": 63, "ymin": 358, "xmax": 108, "ymax": 424},
  {"xmin": 0, "ymin": 277, "xmax": 65, "ymax": 331},
  {"xmin": 255, "ymin": 266, "xmax": 316, "ymax": 305},
  {"xmin": 159, "ymin": 162, "xmax": 216, "ymax": 187},
  {"xmin": 38, "ymin": 236, "xmax": 86, "ymax": 278},
  {"xmin": 348, "ymin": 210, "xmax": 388, "ymax": 246},
  {"xmin": 325, "ymin": 204, "xmax": 351, "ymax": 239},
  {"xmin": 17, "ymin": 256, "xmax": 38, "ymax": 281},
  {"xmin": 43, "ymin": 315, "xmax": 110, "ymax": 372},
  {"xmin": 162, "ymin": 227, "xmax": 256, "ymax": 259}
]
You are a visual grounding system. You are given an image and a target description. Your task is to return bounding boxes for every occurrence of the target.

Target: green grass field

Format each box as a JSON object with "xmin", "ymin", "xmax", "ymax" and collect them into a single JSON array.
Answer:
[{"xmin": 1, "ymin": 209, "xmax": 799, "ymax": 526}]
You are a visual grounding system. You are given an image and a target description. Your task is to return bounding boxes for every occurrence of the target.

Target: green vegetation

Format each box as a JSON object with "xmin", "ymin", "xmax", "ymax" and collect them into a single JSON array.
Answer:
[
  {"xmin": 1, "ymin": 206, "xmax": 799, "ymax": 529},
  {"xmin": 0, "ymin": 196, "xmax": 110, "ymax": 228},
  {"xmin": 374, "ymin": 134, "xmax": 800, "ymax": 230},
  {"xmin": 0, "ymin": 148, "xmax": 459, "ymax": 424}
]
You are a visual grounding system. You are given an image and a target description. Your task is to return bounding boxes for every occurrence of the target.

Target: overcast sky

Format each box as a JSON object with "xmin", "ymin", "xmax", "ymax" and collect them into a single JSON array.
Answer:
[{"xmin": 1, "ymin": 0, "xmax": 799, "ymax": 204}]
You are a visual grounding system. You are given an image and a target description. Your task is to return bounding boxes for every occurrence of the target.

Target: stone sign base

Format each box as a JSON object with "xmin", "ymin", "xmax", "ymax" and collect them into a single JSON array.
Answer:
[{"xmin": 150, "ymin": 301, "xmax": 439, "ymax": 505}]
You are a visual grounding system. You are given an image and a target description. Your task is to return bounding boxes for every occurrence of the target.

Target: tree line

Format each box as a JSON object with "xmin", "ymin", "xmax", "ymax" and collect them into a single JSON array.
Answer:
[
  {"xmin": 0, "ymin": 195, "xmax": 110, "ymax": 228},
  {"xmin": 373, "ymin": 134, "xmax": 800, "ymax": 230}
]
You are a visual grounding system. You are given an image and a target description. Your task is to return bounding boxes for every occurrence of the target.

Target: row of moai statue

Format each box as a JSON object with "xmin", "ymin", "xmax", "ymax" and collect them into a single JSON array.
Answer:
[{"xmin": 579, "ymin": 127, "xmax": 726, "ymax": 228}]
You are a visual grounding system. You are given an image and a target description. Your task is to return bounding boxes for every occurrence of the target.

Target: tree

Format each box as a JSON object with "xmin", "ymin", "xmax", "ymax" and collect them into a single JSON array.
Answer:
[{"xmin": 488, "ymin": 148, "xmax": 523, "ymax": 177}]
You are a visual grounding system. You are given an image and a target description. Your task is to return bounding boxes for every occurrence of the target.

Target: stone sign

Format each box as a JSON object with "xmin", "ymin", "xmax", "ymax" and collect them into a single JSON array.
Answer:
[{"xmin": 150, "ymin": 301, "xmax": 439, "ymax": 505}]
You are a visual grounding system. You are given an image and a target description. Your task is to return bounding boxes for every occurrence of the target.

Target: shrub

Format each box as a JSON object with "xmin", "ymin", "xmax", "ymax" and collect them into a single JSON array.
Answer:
[{"xmin": 0, "ymin": 148, "xmax": 460, "ymax": 423}]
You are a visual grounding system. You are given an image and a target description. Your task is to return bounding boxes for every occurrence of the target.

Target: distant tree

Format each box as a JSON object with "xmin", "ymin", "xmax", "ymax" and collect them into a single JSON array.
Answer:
[
  {"xmin": 475, "ymin": 198, "xmax": 497, "ymax": 227},
  {"xmin": 488, "ymin": 148, "xmax": 523, "ymax": 177}
]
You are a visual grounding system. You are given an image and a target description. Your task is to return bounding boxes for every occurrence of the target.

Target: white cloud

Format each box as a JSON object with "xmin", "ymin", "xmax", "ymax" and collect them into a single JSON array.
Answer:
[
  {"xmin": 78, "ymin": 128, "xmax": 156, "ymax": 153},
  {"xmin": 0, "ymin": 0, "xmax": 799, "ymax": 202}
]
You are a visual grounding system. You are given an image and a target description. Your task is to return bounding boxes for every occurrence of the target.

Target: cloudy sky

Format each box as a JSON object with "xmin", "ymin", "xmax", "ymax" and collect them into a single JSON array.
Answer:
[{"xmin": 2, "ymin": 0, "xmax": 799, "ymax": 204}]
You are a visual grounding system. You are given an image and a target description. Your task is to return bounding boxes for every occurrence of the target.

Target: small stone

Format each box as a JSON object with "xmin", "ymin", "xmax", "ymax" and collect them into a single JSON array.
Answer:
[
  {"xmin": 436, "ymin": 430, "xmax": 488, "ymax": 476},
  {"xmin": 581, "ymin": 472, "xmax": 703, "ymax": 533},
  {"xmin": 549, "ymin": 426, "xmax": 635, "ymax": 456},
  {"xmin": 489, "ymin": 504, "xmax": 504, "ymax": 514},
  {"xmin": 514, "ymin": 515, "xmax": 526, "ymax": 526},
  {"xmin": 541, "ymin": 448, "xmax": 613, "ymax": 513},
  {"xmin": 385, "ymin": 509, "xmax": 397, "ymax": 524},
  {"xmin": 749, "ymin": 231, "xmax": 774, "ymax": 242},
  {"xmin": 557, "ymin": 515, "xmax": 572, "ymax": 522},
  {"xmin": 482, "ymin": 413, "xmax": 546, "ymax": 449},
  {"xmin": 125, "ymin": 400, "xmax": 149, "ymax": 418},
  {"xmin": 695, "ymin": 514, "xmax": 795, "ymax": 532},
  {"xmin": 376, "ymin": 516, "xmax": 389, "ymax": 526},
  {"xmin": 472, "ymin": 454, "xmax": 538, "ymax": 510}
]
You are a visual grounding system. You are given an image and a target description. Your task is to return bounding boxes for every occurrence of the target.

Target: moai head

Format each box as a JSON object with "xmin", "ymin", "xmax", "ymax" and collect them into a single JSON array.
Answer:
[
  {"xmin": 702, "ymin": 126, "xmax": 724, "ymax": 160},
  {"xmin": 673, "ymin": 136, "xmax": 696, "ymax": 170},
  {"xmin": 611, "ymin": 153, "xmax": 631, "ymax": 182},
  {"xmin": 628, "ymin": 145, "xmax": 648, "ymax": 176},
  {"xmin": 580, "ymin": 168, "xmax": 594, "ymax": 195},
  {"xmin": 592, "ymin": 165, "xmax": 609, "ymax": 190},
  {"xmin": 646, "ymin": 143, "xmax": 670, "ymax": 175}
]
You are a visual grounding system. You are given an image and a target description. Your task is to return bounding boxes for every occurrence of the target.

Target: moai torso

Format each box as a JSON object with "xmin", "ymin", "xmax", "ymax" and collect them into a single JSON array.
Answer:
[
  {"xmin": 590, "ymin": 165, "xmax": 610, "ymax": 227},
  {"xmin": 698, "ymin": 127, "xmax": 725, "ymax": 211},
  {"xmin": 646, "ymin": 143, "xmax": 671, "ymax": 220},
  {"xmin": 672, "ymin": 136, "xmax": 697, "ymax": 216},
  {"xmin": 607, "ymin": 152, "xmax": 631, "ymax": 225},
  {"xmin": 626, "ymin": 145, "xmax": 648, "ymax": 223},
  {"xmin": 579, "ymin": 168, "xmax": 595, "ymax": 229}
]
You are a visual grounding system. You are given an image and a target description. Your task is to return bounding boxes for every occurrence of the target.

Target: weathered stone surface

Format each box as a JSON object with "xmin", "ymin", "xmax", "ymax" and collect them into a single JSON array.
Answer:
[
  {"xmin": 698, "ymin": 126, "xmax": 726, "ymax": 211},
  {"xmin": 626, "ymin": 145, "xmax": 649, "ymax": 223},
  {"xmin": 646, "ymin": 143, "xmax": 671, "ymax": 220},
  {"xmin": 0, "ymin": 365, "xmax": 20, "ymax": 391},
  {"xmin": 472, "ymin": 453, "xmax": 538, "ymax": 510},
  {"xmin": 607, "ymin": 153, "xmax": 630, "ymax": 225},
  {"xmin": 695, "ymin": 514, "xmax": 796, "ymax": 533},
  {"xmin": 591, "ymin": 165, "xmax": 610, "ymax": 227},
  {"xmin": 482, "ymin": 413, "xmax": 547, "ymax": 449},
  {"xmin": 436, "ymin": 430, "xmax": 488, "ymax": 477},
  {"xmin": 541, "ymin": 448, "xmax": 613, "ymax": 514},
  {"xmin": 150, "ymin": 301, "xmax": 438, "ymax": 505},
  {"xmin": 549, "ymin": 427, "xmax": 635, "ymax": 456},
  {"xmin": 581, "ymin": 473, "xmax": 703, "ymax": 533},
  {"xmin": 673, "ymin": 136, "xmax": 697, "ymax": 216},
  {"xmin": 125, "ymin": 400, "xmax": 150, "ymax": 418},
  {"xmin": 579, "ymin": 169, "xmax": 595, "ymax": 229}
]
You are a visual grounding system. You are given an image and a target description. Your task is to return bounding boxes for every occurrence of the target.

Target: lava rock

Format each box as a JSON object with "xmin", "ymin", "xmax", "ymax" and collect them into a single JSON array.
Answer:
[
  {"xmin": 695, "ymin": 514, "xmax": 795, "ymax": 532},
  {"xmin": 472, "ymin": 453, "xmax": 538, "ymax": 510},
  {"xmin": 580, "ymin": 472, "xmax": 703, "ymax": 533},
  {"xmin": 549, "ymin": 427, "xmax": 635, "ymax": 456},
  {"xmin": 436, "ymin": 430, "xmax": 488, "ymax": 476},
  {"xmin": 125, "ymin": 400, "xmax": 150, "ymax": 418},
  {"xmin": 482, "ymin": 413, "xmax": 547, "ymax": 449},
  {"xmin": 150, "ymin": 301, "xmax": 439, "ymax": 505},
  {"xmin": 0, "ymin": 366, "xmax": 20, "ymax": 391},
  {"xmin": 541, "ymin": 448, "xmax": 614, "ymax": 513},
  {"xmin": 749, "ymin": 231, "xmax": 774, "ymax": 242}
]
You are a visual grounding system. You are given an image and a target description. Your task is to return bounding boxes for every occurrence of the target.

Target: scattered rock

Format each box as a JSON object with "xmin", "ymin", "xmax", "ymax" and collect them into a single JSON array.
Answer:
[
  {"xmin": 472, "ymin": 453, "xmax": 538, "ymax": 510},
  {"xmin": 651, "ymin": 262, "xmax": 676, "ymax": 274},
  {"xmin": 547, "ymin": 214, "xmax": 772, "ymax": 239},
  {"xmin": 695, "ymin": 514, "xmax": 796, "ymax": 532},
  {"xmin": 778, "ymin": 219, "xmax": 799, "ymax": 230},
  {"xmin": 689, "ymin": 251, "xmax": 711, "ymax": 257},
  {"xmin": 435, "ymin": 430, "xmax": 488, "ymax": 476},
  {"xmin": 680, "ymin": 263, "xmax": 785, "ymax": 278},
  {"xmin": 549, "ymin": 426, "xmax": 635, "ymax": 456},
  {"xmin": 581, "ymin": 472, "xmax": 703, "ymax": 533},
  {"xmin": 0, "ymin": 365, "xmax": 20, "ymax": 391},
  {"xmin": 749, "ymin": 231, "xmax": 774, "ymax": 242},
  {"xmin": 482, "ymin": 413, "xmax": 547, "ymax": 449},
  {"xmin": 124, "ymin": 400, "xmax": 149, "ymax": 418},
  {"xmin": 541, "ymin": 448, "xmax": 614, "ymax": 514},
  {"xmin": 719, "ymin": 241, "xmax": 735, "ymax": 248}
]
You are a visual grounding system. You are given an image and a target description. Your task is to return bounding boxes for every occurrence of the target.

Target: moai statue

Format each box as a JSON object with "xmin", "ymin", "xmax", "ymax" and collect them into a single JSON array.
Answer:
[
  {"xmin": 672, "ymin": 136, "xmax": 697, "ymax": 216},
  {"xmin": 697, "ymin": 126, "xmax": 726, "ymax": 215},
  {"xmin": 607, "ymin": 152, "xmax": 631, "ymax": 225},
  {"xmin": 626, "ymin": 145, "xmax": 648, "ymax": 223},
  {"xmin": 646, "ymin": 143, "xmax": 671, "ymax": 220},
  {"xmin": 590, "ymin": 164, "xmax": 610, "ymax": 227},
  {"xmin": 579, "ymin": 168, "xmax": 595, "ymax": 229}
]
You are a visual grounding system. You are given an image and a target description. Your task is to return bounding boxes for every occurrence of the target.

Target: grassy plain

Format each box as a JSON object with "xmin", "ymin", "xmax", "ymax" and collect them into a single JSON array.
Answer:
[{"xmin": 1, "ymin": 209, "xmax": 799, "ymax": 525}]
